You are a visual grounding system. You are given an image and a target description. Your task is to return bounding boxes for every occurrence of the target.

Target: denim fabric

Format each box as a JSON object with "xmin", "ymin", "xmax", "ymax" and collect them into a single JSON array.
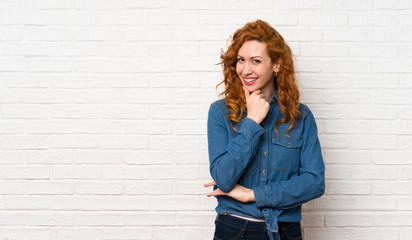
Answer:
[
  {"xmin": 214, "ymin": 214, "xmax": 302, "ymax": 240},
  {"xmin": 207, "ymin": 93, "xmax": 325, "ymax": 236}
]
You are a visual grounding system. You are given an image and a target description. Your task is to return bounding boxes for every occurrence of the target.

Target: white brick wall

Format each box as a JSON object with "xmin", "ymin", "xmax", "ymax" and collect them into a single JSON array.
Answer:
[{"xmin": 0, "ymin": 1, "xmax": 411, "ymax": 239}]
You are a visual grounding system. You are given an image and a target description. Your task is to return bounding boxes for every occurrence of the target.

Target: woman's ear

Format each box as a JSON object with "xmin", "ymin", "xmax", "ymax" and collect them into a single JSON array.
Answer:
[{"xmin": 273, "ymin": 59, "xmax": 281, "ymax": 73}]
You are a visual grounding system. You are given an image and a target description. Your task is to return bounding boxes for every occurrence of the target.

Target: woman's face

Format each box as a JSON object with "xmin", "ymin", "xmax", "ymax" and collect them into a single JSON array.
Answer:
[{"xmin": 236, "ymin": 40, "xmax": 280, "ymax": 96}]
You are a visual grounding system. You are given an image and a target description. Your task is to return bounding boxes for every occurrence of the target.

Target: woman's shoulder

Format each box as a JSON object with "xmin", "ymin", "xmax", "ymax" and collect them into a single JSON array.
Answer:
[{"xmin": 209, "ymin": 98, "xmax": 228, "ymax": 113}]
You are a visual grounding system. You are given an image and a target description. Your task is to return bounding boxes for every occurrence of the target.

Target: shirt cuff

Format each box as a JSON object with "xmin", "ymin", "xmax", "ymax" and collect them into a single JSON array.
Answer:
[
  {"xmin": 239, "ymin": 117, "xmax": 265, "ymax": 140},
  {"xmin": 254, "ymin": 185, "xmax": 272, "ymax": 208}
]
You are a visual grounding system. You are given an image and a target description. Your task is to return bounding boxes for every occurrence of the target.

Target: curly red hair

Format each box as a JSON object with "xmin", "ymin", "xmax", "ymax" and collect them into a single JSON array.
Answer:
[{"xmin": 217, "ymin": 20, "xmax": 300, "ymax": 136}]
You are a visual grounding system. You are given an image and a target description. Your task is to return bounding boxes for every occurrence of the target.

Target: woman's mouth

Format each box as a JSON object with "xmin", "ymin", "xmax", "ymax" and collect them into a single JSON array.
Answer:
[{"xmin": 243, "ymin": 78, "xmax": 257, "ymax": 85}]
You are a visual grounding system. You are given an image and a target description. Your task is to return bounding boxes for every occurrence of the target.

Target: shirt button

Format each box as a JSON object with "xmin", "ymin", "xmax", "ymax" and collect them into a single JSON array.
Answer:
[
  {"xmin": 264, "ymin": 151, "xmax": 268, "ymax": 155},
  {"xmin": 262, "ymin": 170, "xmax": 266, "ymax": 174},
  {"xmin": 287, "ymin": 142, "xmax": 291, "ymax": 145}
]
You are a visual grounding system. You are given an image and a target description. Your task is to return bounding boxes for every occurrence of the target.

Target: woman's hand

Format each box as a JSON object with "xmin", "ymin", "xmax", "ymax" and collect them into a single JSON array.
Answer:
[
  {"xmin": 243, "ymin": 87, "xmax": 270, "ymax": 125},
  {"xmin": 204, "ymin": 181, "xmax": 255, "ymax": 203}
]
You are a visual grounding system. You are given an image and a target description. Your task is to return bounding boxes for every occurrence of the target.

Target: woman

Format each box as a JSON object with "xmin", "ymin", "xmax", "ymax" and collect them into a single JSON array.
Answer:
[{"xmin": 205, "ymin": 20, "xmax": 325, "ymax": 240}]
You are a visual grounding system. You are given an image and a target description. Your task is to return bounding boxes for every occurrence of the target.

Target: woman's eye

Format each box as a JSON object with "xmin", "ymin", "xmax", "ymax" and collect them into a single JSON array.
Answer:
[
  {"xmin": 237, "ymin": 58, "xmax": 244, "ymax": 62},
  {"xmin": 253, "ymin": 59, "xmax": 261, "ymax": 63}
]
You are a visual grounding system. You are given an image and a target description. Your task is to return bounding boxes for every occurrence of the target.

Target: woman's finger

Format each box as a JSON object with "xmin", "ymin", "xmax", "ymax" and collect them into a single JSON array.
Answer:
[
  {"xmin": 203, "ymin": 181, "xmax": 217, "ymax": 187},
  {"xmin": 207, "ymin": 188, "xmax": 225, "ymax": 197}
]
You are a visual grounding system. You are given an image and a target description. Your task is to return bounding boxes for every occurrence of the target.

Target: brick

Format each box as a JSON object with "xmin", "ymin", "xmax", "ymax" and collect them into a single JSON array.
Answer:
[
  {"xmin": 374, "ymin": 89, "xmax": 412, "ymax": 104},
  {"xmin": 305, "ymin": 227, "xmax": 398, "ymax": 240},
  {"xmin": 50, "ymin": 11, "xmax": 98, "ymax": 25},
  {"xmin": 100, "ymin": 106, "xmax": 149, "ymax": 119},
  {"xmin": 324, "ymin": 164, "xmax": 350, "ymax": 180},
  {"xmin": 53, "ymin": 165, "xmax": 101, "ymax": 179},
  {"xmin": 25, "ymin": 90, "xmax": 73, "ymax": 104},
  {"xmin": 52, "ymin": 105, "xmax": 99, "ymax": 119},
  {"xmin": 248, "ymin": 12, "xmax": 298, "ymax": 25},
  {"xmin": 124, "ymin": 57, "xmax": 173, "ymax": 73},
  {"xmin": 152, "ymin": 106, "xmax": 200, "ymax": 120},
  {"xmin": 51, "ymin": 43, "xmax": 99, "ymax": 56},
  {"xmin": 151, "ymin": 166, "xmax": 199, "ymax": 180},
  {"xmin": 6, "ymin": 228, "xmax": 52, "ymax": 240},
  {"xmin": 402, "ymin": 13, "xmax": 412, "ymax": 26},
  {"xmin": 325, "ymin": 0, "xmax": 372, "ymax": 10},
  {"xmin": 372, "ymin": 151, "xmax": 412, "ymax": 165},
  {"xmin": 101, "ymin": 196, "xmax": 150, "ymax": 210},
  {"xmin": 174, "ymin": 0, "xmax": 222, "ymax": 9},
  {"xmin": 398, "ymin": 197, "xmax": 412, "ymax": 210},
  {"xmin": 75, "ymin": 120, "xmax": 123, "ymax": 134},
  {"xmin": 323, "ymin": 149, "xmax": 371, "ymax": 164},
  {"xmin": 77, "ymin": 213, "xmax": 126, "ymax": 226},
  {"xmin": 325, "ymin": 28, "xmax": 372, "ymax": 42},
  {"xmin": 174, "ymin": 120, "xmax": 207, "ymax": 135},
  {"xmin": 51, "ymin": 135, "xmax": 99, "ymax": 148},
  {"xmin": 374, "ymin": 0, "xmax": 412, "ymax": 9},
  {"xmin": 375, "ymin": 213, "xmax": 412, "ymax": 226},
  {"xmin": 51, "ymin": 74, "xmax": 99, "ymax": 88},
  {"xmin": 301, "ymin": 213, "xmax": 324, "ymax": 227},
  {"xmin": 150, "ymin": 10, "xmax": 198, "ymax": 25},
  {"xmin": 300, "ymin": 76, "xmax": 348, "ymax": 90},
  {"xmin": 199, "ymin": 12, "xmax": 247, "ymax": 25},
  {"xmin": 74, "ymin": 150, "xmax": 123, "ymax": 164},
  {"xmin": 300, "ymin": 12, "xmax": 347, "ymax": 26},
  {"xmin": 100, "ymin": 43, "xmax": 148, "ymax": 57},
  {"xmin": 1, "ymin": 42, "xmax": 49, "ymax": 56},
  {"xmin": 55, "ymin": 228, "xmax": 101, "ymax": 240},
  {"xmin": 53, "ymin": 197, "xmax": 101, "ymax": 210},
  {"xmin": 6, "ymin": 196, "xmax": 51, "ymax": 210},
  {"xmin": 27, "ymin": 150, "xmax": 73, "ymax": 164},
  {"xmin": 74, "ymin": 28, "xmax": 122, "ymax": 41},
  {"xmin": 128, "ymin": 212, "xmax": 175, "ymax": 226},
  {"xmin": 102, "ymin": 228, "xmax": 152, "ymax": 239},
  {"xmin": 26, "ymin": 0, "xmax": 72, "ymax": 9},
  {"xmin": 349, "ymin": 105, "xmax": 397, "ymax": 119},
  {"xmin": 325, "ymin": 212, "xmax": 374, "ymax": 227},
  {"xmin": 399, "ymin": 167, "xmax": 412, "ymax": 179},
  {"xmin": 1, "ymin": 135, "xmax": 49, "ymax": 150},
  {"xmin": 0, "ymin": 27, "xmax": 23, "ymax": 40},
  {"xmin": 0, "ymin": 73, "xmax": 49, "ymax": 88},
  {"xmin": 275, "ymin": 27, "xmax": 323, "ymax": 41},
  {"xmin": 0, "ymin": 58, "xmax": 25, "ymax": 71},
  {"xmin": 349, "ymin": 74, "xmax": 398, "ymax": 88},
  {"xmin": 125, "ymin": 0, "xmax": 172, "ymax": 8},
  {"xmin": 0, "ymin": 181, "xmax": 25, "ymax": 194},
  {"xmin": 303, "ymin": 196, "xmax": 396, "ymax": 211},
  {"xmin": 74, "ymin": 0, "xmax": 122, "ymax": 9},
  {"xmin": 102, "ymin": 165, "xmax": 149, "ymax": 179},
  {"xmin": 276, "ymin": 0, "xmax": 322, "ymax": 9},
  {"xmin": 99, "ymin": 74, "xmax": 149, "ymax": 88},
  {"xmin": 351, "ymin": 165, "xmax": 397, "ymax": 179},
  {"xmin": 26, "ymin": 58, "xmax": 72, "ymax": 72},
  {"xmin": 175, "ymin": 27, "xmax": 222, "ymax": 41},
  {"xmin": 175, "ymin": 89, "xmax": 219, "ymax": 104},
  {"xmin": 75, "ymin": 181, "xmax": 123, "ymax": 195},
  {"xmin": 348, "ymin": 135, "xmax": 396, "ymax": 150},
  {"xmin": 74, "ymin": 60, "xmax": 122, "ymax": 73},
  {"xmin": 350, "ymin": 43, "xmax": 398, "ymax": 57},
  {"xmin": 27, "ymin": 181, "xmax": 74, "ymax": 195},
  {"xmin": 373, "ymin": 181, "xmax": 412, "ymax": 195},
  {"xmin": 175, "ymin": 182, "xmax": 210, "ymax": 195},
  {"xmin": 150, "ymin": 42, "xmax": 199, "ymax": 56},
  {"xmin": 0, "ymin": 120, "xmax": 25, "ymax": 134},
  {"xmin": 125, "ymin": 120, "xmax": 172, "ymax": 134},
  {"xmin": 349, "ymin": 12, "xmax": 398, "ymax": 26},
  {"xmin": 124, "ymin": 181, "xmax": 173, "ymax": 195},
  {"xmin": 153, "ymin": 227, "xmax": 203, "ymax": 240},
  {"xmin": 319, "ymin": 135, "xmax": 349, "ymax": 149},
  {"xmin": 98, "ymin": 10, "xmax": 148, "ymax": 25},
  {"xmin": 25, "ymin": 27, "xmax": 72, "ymax": 41},
  {"xmin": 28, "ymin": 212, "xmax": 75, "ymax": 226},
  {"xmin": 175, "ymin": 151, "xmax": 208, "ymax": 164},
  {"xmin": 1, "ymin": 10, "xmax": 48, "ymax": 25},
  {"xmin": 151, "ymin": 196, "xmax": 201, "ymax": 210},
  {"xmin": 401, "ymin": 228, "xmax": 412, "ymax": 239},
  {"xmin": 325, "ymin": 120, "xmax": 371, "ymax": 134},
  {"xmin": 150, "ymin": 136, "xmax": 199, "ymax": 150},
  {"xmin": 124, "ymin": 26, "xmax": 173, "ymax": 41},
  {"xmin": 100, "ymin": 135, "xmax": 148, "ymax": 149},
  {"xmin": 295, "ymin": 58, "xmax": 322, "ymax": 73},
  {"xmin": 0, "ymin": 0, "xmax": 24, "ymax": 9},
  {"xmin": 371, "ymin": 120, "xmax": 412, "ymax": 134},
  {"xmin": 124, "ymin": 89, "xmax": 173, "ymax": 104},
  {"xmin": 325, "ymin": 180, "xmax": 371, "ymax": 195},
  {"xmin": 402, "ymin": 106, "xmax": 412, "ymax": 119},
  {"xmin": 0, "ymin": 212, "xmax": 26, "ymax": 225},
  {"xmin": 0, "ymin": 151, "xmax": 25, "ymax": 164},
  {"xmin": 308, "ymin": 105, "xmax": 348, "ymax": 119},
  {"xmin": 301, "ymin": 43, "xmax": 348, "ymax": 57},
  {"xmin": 323, "ymin": 60, "xmax": 372, "ymax": 74},
  {"xmin": 374, "ymin": 28, "xmax": 412, "ymax": 42},
  {"xmin": 124, "ymin": 151, "xmax": 172, "ymax": 165},
  {"xmin": 73, "ymin": 90, "xmax": 123, "ymax": 103},
  {"xmin": 176, "ymin": 212, "xmax": 215, "ymax": 226}
]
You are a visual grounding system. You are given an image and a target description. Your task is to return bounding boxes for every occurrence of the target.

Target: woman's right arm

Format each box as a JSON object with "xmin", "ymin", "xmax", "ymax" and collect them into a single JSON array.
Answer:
[{"xmin": 207, "ymin": 101, "xmax": 264, "ymax": 193}]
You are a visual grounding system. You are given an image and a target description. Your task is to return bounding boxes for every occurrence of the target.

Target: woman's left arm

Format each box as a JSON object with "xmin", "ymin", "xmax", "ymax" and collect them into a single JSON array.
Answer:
[{"xmin": 253, "ymin": 109, "xmax": 325, "ymax": 209}]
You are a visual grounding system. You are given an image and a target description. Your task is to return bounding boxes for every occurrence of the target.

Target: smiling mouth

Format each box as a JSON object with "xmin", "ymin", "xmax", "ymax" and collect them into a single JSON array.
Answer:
[{"xmin": 244, "ymin": 78, "xmax": 257, "ymax": 83}]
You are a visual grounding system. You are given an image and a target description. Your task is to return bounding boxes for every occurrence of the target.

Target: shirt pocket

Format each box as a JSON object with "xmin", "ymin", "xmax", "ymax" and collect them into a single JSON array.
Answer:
[{"xmin": 271, "ymin": 135, "xmax": 303, "ymax": 174}]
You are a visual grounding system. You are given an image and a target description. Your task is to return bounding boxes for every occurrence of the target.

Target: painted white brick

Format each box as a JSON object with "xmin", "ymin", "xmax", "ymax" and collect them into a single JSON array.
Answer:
[
  {"xmin": 372, "ymin": 151, "xmax": 412, "ymax": 165},
  {"xmin": 55, "ymin": 228, "xmax": 101, "ymax": 240},
  {"xmin": 125, "ymin": 0, "xmax": 172, "ymax": 9},
  {"xmin": 124, "ymin": 57, "xmax": 173, "ymax": 73},
  {"xmin": 52, "ymin": 105, "xmax": 99, "ymax": 119},
  {"xmin": 151, "ymin": 166, "xmax": 199, "ymax": 180},
  {"xmin": 75, "ymin": 120, "xmax": 123, "ymax": 134},
  {"xmin": 153, "ymin": 227, "xmax": 203, "ymax": 240},
  {"xmin": 2, "ymin": 42, "xmax": 49, "ymax": 56},
  {"xmin": 74, "ymin": 150, "xmax": 123, "ymax": 164},
  {"xmin": 101, "ymin": 196, "xmax": 149, "ymax": 210},
  {"xmin": 0, "ymin": 120, "xmax": 25, "ymax": 134},
  {"xmin": 124, "ymin": 120, "xmax": 172, "ymax": 134},
  {"xmin": 303, "ymin": 196, "xmax": 397, "ymax": 211},
  {"xmin": 28, "ymin": 212, "xmax": 75, "ymax": 226},
  {"xmin": 124, "ymin": 26, "xmax": 173, "ymax": 41},
  {"xmin": 324, "ymin": 164, "xmax": 350, "ymax": 180},
  {"xmin": 75, "ymin": 181, "xmax": 123, "ymax": 195},
  {"xmin": 50, "ymin": 11, "xmax": 98, "ymax": 25},
  {"xmin": 175, "ymin": 151, "xmax": 208, "ymax": 164},
  {"xmin": 0, "ymin": 27, "xmax": 23, "ymax": 40},
  {"xmin": 374, "ymin": 27, "xmax": 412, "ymax": 42},
  {"xmin": 373, "ymin": 181, "xmax": 412, "ymax": 195},
  {"xmin": 175, "ymin": 27, "xmax": 222, "ymax": 41},
  {"xmin": 98, "ymin": 10, "xmax": 148, "ymax": 25},
  {"xmin": 349, "ymin": 74, "xmax": 398, "ymax": 88},
  {"xmin": 349, "ymin": 12, "xmax": 398, "ymax": 26},
  {"xmin": 276, "ymin": 27, "xmax": 323, "ymax": 42},
  {"xmin": 26, "ymin": 0, "xmax": 72, "ymax": 9},
  {"xmin": 152, "ymin": 106, "xmax": 200, "ymax": 119},
  {"xmin": 74, "ymin": 0, "xmax": 123, "ymax": 10},
  {"xmin": 0, "ymin": 58, "xmax": 25, "ymax": 71},
  {"xmin": 124, "ymin": 151, "xmax": 172, "ymax": 165},
  {"xmin": 325, "ymin": 28, "xmax": 372, "ymax": 42},
  {"xmin": 5, "ymin": 228, "xmax": 53, "ymax": 240},
  {"xmin": 324, "ymin": 149, "xmax": 371, "ymax": 164},
  {"xmin": 150, "ymin": 10, "xmax": 199, "ymax": 25},
  {"xmin": 26, "ymin": 58, "xmax": 72, "ymax": 72},
  {"xmin": 150, "ymin": 136, "xmax": 199, "ymax": 150},
  {"xmin": 276, "ymin": 0, "xmax": 322, "ymax": 10},
  {"xmin": 1, "ymin": 11, "xmax": 48, "ymax": 25},
  {"xmin": 124, "ymin": 89, "xmax": 173, "ymax": 104},
  {"xmin": 151, "ymin": 196, "xmax": 201, "ymax": 210},
  {"xmin": 0, "ymin": 73, "xmax": 49, "ymax": 88},
  {"xmin": 99, "ymin": 74, "xmax": 149, "ymax": 88},
  {"xmin": 100, "ymin": 135, "xmax": 148, "ymax": 149},
  {"xmin": 174, "ymin": 0, "xmax": 222, "ymax": 9},
  {"xmin": 51, "ymin": 135, "xmax": 99, "ymax": 148},
  {"xmin": 398, "ymin": 197, "xmax": 412, "ymax": 210},
  {"xmin": 0, "ymin": 0, "xmax": 24, "ymax": 9},
  {"xmin": 102, "ymin": 228, "xmax": 152, "ymax": 240},
  {"xmin": 100, "ymin": 43, "xmax": 148, "ymax": 57},
  {"xmin": 325, "ymin": 0, "xmax": 371, "ymax": 10},
  {"xmin": 248, "ymin": 12, "xmax": 298, "ymax": 25},
  {"xmin": 27, "ymin": 150, "xmax": 73, "ymax": 164},
  {"xmin": 1, "ymin": 135, "xmax": 49, "ymax": 150},
  {"xmin": 349, "ymin": 105, "xmax": 397, "ymax": 119},
  {"xmin": 74, "ymin": 59, "xmax": 122, "ymax": 73},
  {"xmin": 176, "ymin": 212, "xmax": 215, "ymax": 226},
  {"xmin": 325, "ymin": 212, "xmax": 374, "ymax": 227},
  {"xmin": 304, "ymin": 228, "xmax": 398, "ymax": 240},
  {"xmin": 102, "ymin": 165, "xmax": 149, "ymax": 179},
  {"xmin": 300, "ymin": 12, "xmax": 347, "ymax": 26},
  {"xmin": 124, "ymin": 181, "xmax": 173, "ymax": 195},
  {"xmin": 51, "ymin": 43, "xmax": 99, "ymax": 56},
  {"xmin": 1, "ymin": 166, "xmax": 50, "ymax": 179},
  {"xmin": 0, "ymin": 212, "xmax": 26, "ymax": 225},
  {"xmin": 25, "ymin": 90, "xmax": 73, "ymax": 104},
  {"xmin": 0, "ymin": 181, "xmax": 25, "ymax": 194},
  {"xmin": 53, "ymin": 165, "xmax": 101, "ymax": 179},
  {"xmin": 53, "ymin": 197, "xmax": 101, "ymax": 210},
  {"xmin": 77, "ymin": 213, "xmax": 126, "ymax": 226},
  {"xmin": 374, "ymin": 0, "xmax": 412, "ymax": 9},
  {"xmin": 27, "ymin": 181, "xmax": 74, "ymax": 195},
  {"xmin": 351, "ymin": 165, "xmax": 397, "ymax": 180},
  {"xmin": 74, "ymin": 27, "xmax": 122, "ymax": 41},
  {"xmin": 150, "ymin": 42, "xmax": 199, "ymax": 57},
  {"xmin": 325, "ymin": 180, "xmax": 371, "ymax": 195},
  {"xmin": 5, "ymin": 196, "xmax": 51, "ymax": 210},
  {"xmin": 73, "ymin": 90, "xmax": 123, "ymax": 103},
  {"xmin": 25, "ymin": 27, "xmax": 72, "ymax": 41},
  {"xmin": 51, "ymin": 74, "xmax": 98, "ymax": 89}
]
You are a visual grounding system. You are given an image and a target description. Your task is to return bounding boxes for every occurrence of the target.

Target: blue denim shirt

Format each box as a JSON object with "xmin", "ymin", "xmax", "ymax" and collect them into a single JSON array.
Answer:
[{"xmin": 207, "ymin": 93, "xmax": 325, "ymax": 239}]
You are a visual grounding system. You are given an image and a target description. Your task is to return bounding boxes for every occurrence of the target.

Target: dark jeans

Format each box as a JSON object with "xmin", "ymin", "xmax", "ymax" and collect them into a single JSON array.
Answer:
[{"xmin": 214, "ymin": 214, "xmax": 302, "ymax": 240}]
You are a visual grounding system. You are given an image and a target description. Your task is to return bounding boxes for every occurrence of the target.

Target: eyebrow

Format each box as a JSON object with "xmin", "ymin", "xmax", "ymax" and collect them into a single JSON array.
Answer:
[{"xmin": 237, "ymin": 55, "xmax": 263, "ymax": 59}]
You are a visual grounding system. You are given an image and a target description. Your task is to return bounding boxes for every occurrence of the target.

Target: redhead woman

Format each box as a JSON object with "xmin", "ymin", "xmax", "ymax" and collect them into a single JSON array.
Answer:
[{"xmin": 205, "ymin": 20, "xmax": 325, "ymax": 240}]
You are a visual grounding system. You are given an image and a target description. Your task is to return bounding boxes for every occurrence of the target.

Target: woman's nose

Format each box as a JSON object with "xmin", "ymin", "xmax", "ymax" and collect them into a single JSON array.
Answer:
[{"xmin": 243, "ymin": 62, "xmax": 252, "ymax": 75}]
